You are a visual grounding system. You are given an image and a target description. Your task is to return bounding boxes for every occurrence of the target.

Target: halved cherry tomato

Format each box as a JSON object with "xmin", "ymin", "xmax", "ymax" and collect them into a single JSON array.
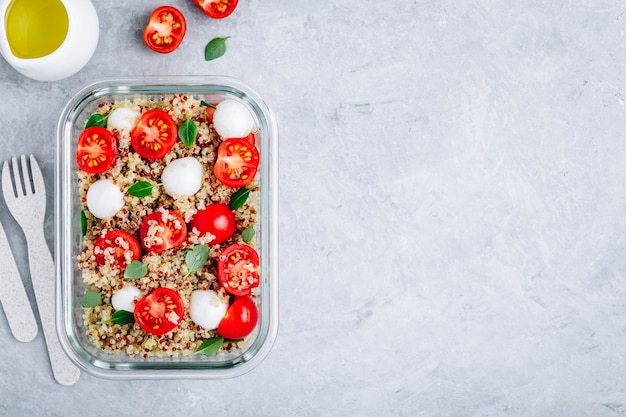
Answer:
[
  {"xmin": 217, "ymin": 243, "xmax": 259, "ymax": 296},
  {"xmin": 217, "ymin": 295, "xmax": 258, "ymax": 339},
  {"xmin": 93, "ymin": 230, "xmax": 141, "ymax": 269},
  {"xmin": 134, "ymin": 288, "xmax": 184, "ymax": 336},
  {"xmin": 143, "ymin": 6, "xmax": 187, "ymax": 54},
  {"xmin": 76, "ymin": 126, "xmax": 117, "ymax": 174},
  {"xmin": 214, "ymin": 138, "xmax": 259, "ymax": 188},
  {"xmin": 226, "ymin": 132, "xmax": 255, "ymax": 146},
  {"xmin": 130, "ymin": 109, "xmax": 178, "ymax": 160},
  {"xmin": 243, "ymin": 132, "xmax": 256, "ymax": 146},
  {"xmin": 140, "ymin": 209, "xmax": 187, "ymax": 253},
  {"xmin": 190, "ymin": 203, "xmax": 236, "ymax": 245},
  {"xmin": 194, "ymin": 0, "xmax": 238, "ymax": 19}
]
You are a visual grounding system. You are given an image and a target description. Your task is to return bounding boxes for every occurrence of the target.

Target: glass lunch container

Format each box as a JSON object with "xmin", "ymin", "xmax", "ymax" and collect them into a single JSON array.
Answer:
[{"xmin": 55, "ymin": 76, "xmax": 278, "ymax": 379}]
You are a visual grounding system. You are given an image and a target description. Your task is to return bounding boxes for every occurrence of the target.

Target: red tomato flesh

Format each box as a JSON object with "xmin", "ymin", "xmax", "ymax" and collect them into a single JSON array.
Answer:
[
  {"xmin": 190, "ymin": 203, "xmax": 236, "ymax": 245},
  {"xmin": 242, "ymin": 132, "xmax": 256, "ymax": 146},
  {"xmin": 140, "ymin": 209, "xmax": 187, "ymax": 254},
  {"xmin": 134, "ymin": 288, "xmax": 184, "ymax": 336},
  {"xmin": 226, "ymin": 132, "xmax": 255, "ymax": 146},
  {"xmin": 217, "ymin": 243, "xmax": 260, "ymax": 296},
  {"xmin": 217, "ymin": 295, "xmax": 258, "ymax": 339},
  {"xmin": 194, "ymin": 0, "xmax": 238, "ymax": 19},
  {"xmin": 214, "ymin": 138, "xmax": 259, "ymax": 188},
  {"xmin": 130, "ymin": 109, "xmax": 178, "ymax": 160},
  {"xmin": 204, "ymin": 104, "xmax": 216, "ymax": 122},
  {"xmin": 93, "ymin": 230, "xmax": 141, "ymax": 269},
  {"xmin": 76, "ymin": 126, "xmax": 117, "ymax": 174},
  {"xmin": 143, "ymin": 6, "xmax": 187, "ymax": 54}
]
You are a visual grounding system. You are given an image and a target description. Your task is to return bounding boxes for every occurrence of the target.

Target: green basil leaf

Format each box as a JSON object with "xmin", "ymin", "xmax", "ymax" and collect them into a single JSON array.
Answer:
[
  {"xmin": 124, "ymin": 260, "xmax": 147, "ymax": 279},
  {"xmin": 186, "ymin": 244, "xmax": 209, "ymax": 274},
  {"xmin": 195, "ymin": 336, "xmax": 224, "ymax": 357},
  {"xmin": 200, "ymin": 100, "xmax": 216, "ymax": 109},
  {"xmin": 127, "ymin": 181, "xmax": 154, "ymax": 198},
  {"xmin": 85, "ymin": 113, "xmax": 108, "ymax": 128},
  {"xmin": 107, "ymin": 310, "xmax": 135, "ymax": 325},
  {"xmin": 179, "ymin": 119, "xmax": 198, "ymax": 148},
  {"xmin": 241, "ymin": 227, "xmax": 255, "ymax": 243},
  {"xmin": 229, "ymin": 187, "xmax": 251, "ymax": 210},
  {"xmin": 205, "ymin": 37, "xmax": 230, "ymax": 61},
  {"xmin": 80, "ymin": 210, "xmax": 88, "ymax": 237},
  {"xmin": 82, "ymin": 291, "xmax": 102, "ymax": 308}
]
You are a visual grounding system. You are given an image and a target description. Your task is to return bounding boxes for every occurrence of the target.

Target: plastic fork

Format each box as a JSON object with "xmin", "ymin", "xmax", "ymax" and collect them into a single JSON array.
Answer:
[
  {"xmin": 2, "ymin": 155, "xmax": 80, "ymax": 386},
  {"xmin": 0, "ymin": 209, "xmax": 38, "ymax": 342}
]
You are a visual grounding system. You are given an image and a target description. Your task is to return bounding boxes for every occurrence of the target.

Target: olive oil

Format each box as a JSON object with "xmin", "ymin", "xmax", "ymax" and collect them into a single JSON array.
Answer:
[{"xmin": 5, "ymin": 0, "xmax": 68, "ymax": 59}]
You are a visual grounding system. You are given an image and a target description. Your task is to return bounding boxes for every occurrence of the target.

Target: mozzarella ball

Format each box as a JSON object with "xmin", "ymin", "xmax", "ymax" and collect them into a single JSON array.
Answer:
[
  {"xmin": 107, "ymin": 107, "xmax": 140, "ymax": 132},
  {"xmin": 213, "ymin": 99, "xmax": 256, "ymax": 138},
  {"xmin": 161, "ymin": 157, "xmax": 203, "ymax": 198},
  {"xmin": 189, "ymin": 290, "xmax": 228, "ymax": 330},
  {"xmin": 86, "ymin": 179, "xmax": 125, "ymax": 219},
  {"xmin": 111, "ymin": 286, "xmax": 141, "ymax": 312}
]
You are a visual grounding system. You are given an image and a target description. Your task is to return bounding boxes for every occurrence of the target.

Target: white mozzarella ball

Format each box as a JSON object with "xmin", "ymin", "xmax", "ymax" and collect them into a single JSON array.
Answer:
[
  {"xmin": 107, "ymin": 107, "xmax": 140, "ymax": 132},
  {"xmin": 161, "ymin": 157, "xmax": 203, "ymax": 198},
  {"xmin": 86, "ymin": 179, "xmax": 125, "ymax": 219},
  {"xmin": 189, "ymin": 290, "xmax": 228, "ymax": 330},
  {"xmin": 212, "ymin": 99, "xmax": 256, "ymax": 138},
  {"xmin": 111, "ymin": 286, "xmax": 141, "ymax": 312}
]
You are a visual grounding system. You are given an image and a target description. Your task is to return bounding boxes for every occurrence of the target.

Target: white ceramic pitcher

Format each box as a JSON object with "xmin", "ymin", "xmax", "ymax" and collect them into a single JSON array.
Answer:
[{"xmin": 0, "ymin": 0, "xmax": 99, "ymax": 82}]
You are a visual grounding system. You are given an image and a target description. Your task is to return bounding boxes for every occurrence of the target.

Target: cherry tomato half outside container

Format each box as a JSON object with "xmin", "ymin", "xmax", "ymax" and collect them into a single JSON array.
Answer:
[
  {"xmin": 194, "ymin": 0, "xmax": 238, "ymax": 19},
  {"xmin": 143, "ymin": 6, "xmax": 187, "ymax": 54}
]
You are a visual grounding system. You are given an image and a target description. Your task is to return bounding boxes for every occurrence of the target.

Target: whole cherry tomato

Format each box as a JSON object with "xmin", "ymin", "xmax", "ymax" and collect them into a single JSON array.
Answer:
[
  {"xmin": 190, "ymin": 203, "xmax": 236, "ymax": 245},
  {"xmin": 217, "ymin": 295, "xmax": 258, "ymax": 339}
]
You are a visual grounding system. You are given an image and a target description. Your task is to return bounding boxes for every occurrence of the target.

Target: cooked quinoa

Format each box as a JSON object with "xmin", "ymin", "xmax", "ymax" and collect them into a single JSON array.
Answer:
[{"xmin": 77, "ymin": 94, "xmax": 259, "ymax": 358}]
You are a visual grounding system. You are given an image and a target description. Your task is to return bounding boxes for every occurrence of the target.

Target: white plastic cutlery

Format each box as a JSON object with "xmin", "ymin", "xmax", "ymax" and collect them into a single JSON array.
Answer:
[
  {"xmin": 2, "ymin": 155, "xmax": 80, "ymax": 386},
  {"xmin": 0, "ymin": 218, "xmax": 38, "ymax": 342}
]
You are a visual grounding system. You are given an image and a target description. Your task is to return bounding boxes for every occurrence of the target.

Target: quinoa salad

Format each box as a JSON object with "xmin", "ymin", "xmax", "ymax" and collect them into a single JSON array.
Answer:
[{"xmin": 76, "ymin": 93, "xmax": 261, "ymax": 358}]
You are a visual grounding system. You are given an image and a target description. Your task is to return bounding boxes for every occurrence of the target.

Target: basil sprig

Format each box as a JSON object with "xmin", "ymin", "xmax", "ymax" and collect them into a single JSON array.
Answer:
[
  {"xmin": 179, "ymin": 119, "xmax": 198, "ymax": 148},
  {"xmin": 85, "ymin": 113, "xmax": 108, "ymax": 128},
  {"xmin": 107, "ymin": 310, "xmax": 135, "ymax": 325},
  {"xmin": 205, "ymin": 37, "xmax": 230, "ymax": 61},
  {"xmin": 229, "ymin": 187, "xmax": 251, "ymax": 210},
  {"xmin": 80, "ymin": 210, "xmax": 88, "ymax": 237},
  {"xmin": 128, "ymin": 181, "xmax": 154, "ymax": 198},
  {"xmin": 241, "ymin": 227, "xmax": 255, "ymax": 243},
  {"xmin": 124, "ymin": 260, "xmax": 147, "ymax": 279},
  {"xmin": 195, "ymin": 336, "xmax": 224, "ymax": 357},
  {"xmin": 82, "ymin": 291, "xmax": 102, "ymax": 308},
  {"xmin": 186, "ymin": 244, "xmax": 209, "ymax": 276}
]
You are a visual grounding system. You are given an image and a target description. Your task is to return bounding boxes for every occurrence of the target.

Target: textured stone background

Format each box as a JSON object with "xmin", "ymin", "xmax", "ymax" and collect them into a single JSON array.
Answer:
[{"xmin": 2, "ymin": 1, "xmax": 626, "ymax": 415}]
